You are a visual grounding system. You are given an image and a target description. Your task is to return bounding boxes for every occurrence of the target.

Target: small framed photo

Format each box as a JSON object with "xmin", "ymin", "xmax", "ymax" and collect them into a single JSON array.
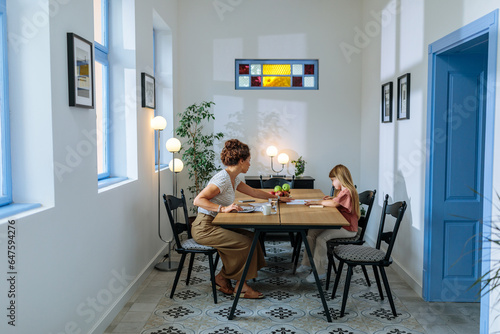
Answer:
[
  {"xmin": 141, "ymin": 73, "xmax": 156, "ymax": 109},
  {"xmin": 381, "ymin": 81, "xmax": 393, "ymax": 123},
  {"xmin": 397, "ymin": 73, "xmax": 410, "ymax": 120},
  {"xmin": 67, "ymin": 33, "xmax": 94, "ymax": 108}
]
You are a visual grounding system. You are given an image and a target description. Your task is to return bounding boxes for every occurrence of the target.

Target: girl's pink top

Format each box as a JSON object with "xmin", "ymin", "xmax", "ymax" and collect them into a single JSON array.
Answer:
[{"xmin": 333, "ymin": 188, "xmax": 358, "ymax": 232}]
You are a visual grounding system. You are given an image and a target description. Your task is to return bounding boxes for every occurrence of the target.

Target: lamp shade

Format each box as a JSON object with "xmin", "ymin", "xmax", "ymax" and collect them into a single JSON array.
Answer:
[
  {"xmin": 277, "ymin": 153, "xmax": 289, "ymax": 164},
  {"xmin": 151, "ymin": 116, "xmax": 167, "ymax": 130},
  {"xmin": 169, "ymin": 158, "xmax": 184, "ymax": 172},
  {"xmin": 266, "ymin": 145, "xmax": 278, "ymax": 157},
  {"xmin": 166, "ymin": 138, "xmax": 181, "ymax": 152}
]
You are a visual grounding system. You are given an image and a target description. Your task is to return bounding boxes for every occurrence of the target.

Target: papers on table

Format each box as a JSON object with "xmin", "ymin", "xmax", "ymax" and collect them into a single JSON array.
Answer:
[{"xmin": 286, "ymin": 199, "xmax": 321, "ymax": 205}]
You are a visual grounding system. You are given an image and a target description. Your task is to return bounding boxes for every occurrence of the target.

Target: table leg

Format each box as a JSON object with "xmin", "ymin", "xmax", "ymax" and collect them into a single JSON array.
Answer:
[
  {"xmin": 300, "ymin": 230, "xmax": 332, "ymax": 322},
  {"xmin": 228, "ymin": 229, "xmax": 262, "ymax": 320}
]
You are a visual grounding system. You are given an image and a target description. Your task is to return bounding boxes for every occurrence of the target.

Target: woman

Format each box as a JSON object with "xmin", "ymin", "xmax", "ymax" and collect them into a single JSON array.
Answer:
[{"xmin": 192, "ymin": 139, "xmax": 291, "ymax": 299}]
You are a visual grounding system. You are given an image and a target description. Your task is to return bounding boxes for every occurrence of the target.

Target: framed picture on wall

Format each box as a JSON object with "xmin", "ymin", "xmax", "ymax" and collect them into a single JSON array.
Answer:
[
  {"xmin": 397, "ymin": 73, "xmax": 410, "ymax": 120},
  {"xmin": 141, "ymin": 73, "xmax": 156, "ymax": 109},
  {"xmin": 381, "ymin": 81, "xmax": 393, "ymax": 123},
  {"xmin": 67, "ymin": 33, "xmax": 94, "ymax": 108}
]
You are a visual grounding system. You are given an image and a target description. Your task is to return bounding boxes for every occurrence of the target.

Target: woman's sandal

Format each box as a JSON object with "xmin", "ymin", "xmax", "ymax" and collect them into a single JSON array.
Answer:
[
  {"xmin": 233, "ymin": 289, "xmax": 264, "ymax": 299},
  {"xmin": 214, "ymin": 283, "xmax": 234, "ymax": 295}
]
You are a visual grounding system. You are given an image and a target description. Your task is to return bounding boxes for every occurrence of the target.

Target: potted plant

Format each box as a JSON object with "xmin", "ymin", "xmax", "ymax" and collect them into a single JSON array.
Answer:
[
  {"xmin": 175, "ymin": 101, "xmax": 224, "ymax": 211},
  {"xmin": 291, "ymin": 156, "xmax": 306, "ymax": 178}
]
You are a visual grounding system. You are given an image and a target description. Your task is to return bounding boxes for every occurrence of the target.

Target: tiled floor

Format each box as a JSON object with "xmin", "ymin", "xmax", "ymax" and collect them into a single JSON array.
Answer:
[{"xmin": 104, "ymin": 240, "xmax": 480, "ymax": 334}]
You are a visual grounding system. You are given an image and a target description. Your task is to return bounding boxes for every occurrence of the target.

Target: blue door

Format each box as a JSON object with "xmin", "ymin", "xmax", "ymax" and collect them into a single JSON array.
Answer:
[{"xmin": 427, "ymin": 42, "xmax": 487, "ymax": 301}]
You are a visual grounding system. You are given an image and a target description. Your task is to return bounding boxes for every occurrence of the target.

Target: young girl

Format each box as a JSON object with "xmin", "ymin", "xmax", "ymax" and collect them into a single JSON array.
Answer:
[{"xmin": 297, "ymin": 164, "xmax": 360, "ymax": 282}]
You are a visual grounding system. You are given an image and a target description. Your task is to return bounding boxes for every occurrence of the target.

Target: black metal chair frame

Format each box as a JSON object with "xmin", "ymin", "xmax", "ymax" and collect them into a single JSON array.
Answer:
[
  {"xmin": 331, "ymin": 194, "xmax": 407, "ymax": 317},
  {"xmin": 164, "ymin": 190, "xmax": 220, "ymax": 303},
  {"xmin": 325, "ymin": 189, "xmax": 376, "ymax": 290}
]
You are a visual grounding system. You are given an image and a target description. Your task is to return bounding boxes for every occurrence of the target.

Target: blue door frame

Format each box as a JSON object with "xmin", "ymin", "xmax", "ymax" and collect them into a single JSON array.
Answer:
[{"xmin": 424, "ymin": 10, "xmax": 497, "ymax": 334}]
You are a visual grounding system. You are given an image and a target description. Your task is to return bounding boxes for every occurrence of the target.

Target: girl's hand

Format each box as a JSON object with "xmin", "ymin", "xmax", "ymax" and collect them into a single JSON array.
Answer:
[
  {"xmin": 305, "ymin": 201, "xmax": 320, "ymax": 206},
  {"xmin": 221, "ymin": 204, "xmax": 243, "ymax": 213}
]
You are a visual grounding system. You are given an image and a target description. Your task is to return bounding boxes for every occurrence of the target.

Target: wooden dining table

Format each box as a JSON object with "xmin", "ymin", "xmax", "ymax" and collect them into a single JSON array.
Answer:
[{"xmin": 212, "ymin": 188, "xmax": 349, "ymax": 322}]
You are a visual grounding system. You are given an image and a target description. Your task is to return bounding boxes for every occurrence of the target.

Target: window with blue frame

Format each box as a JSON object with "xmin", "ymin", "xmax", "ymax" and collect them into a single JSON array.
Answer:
[
  {"xmin": 94, "ymin": 0, "xmax": 110, "ymax": 180},
  {"xmin": 235, "ymin": 59, "xmax": 319, "ymax": 90},
  {"xmin": 0, "ymin": 0, "xmax": 12, "ymax": 207}
]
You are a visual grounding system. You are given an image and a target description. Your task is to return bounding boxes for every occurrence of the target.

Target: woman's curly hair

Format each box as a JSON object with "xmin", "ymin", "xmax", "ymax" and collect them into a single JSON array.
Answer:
[{"xmin": 220, "ymin": 139, "xmax": 250, "ymax": 166}]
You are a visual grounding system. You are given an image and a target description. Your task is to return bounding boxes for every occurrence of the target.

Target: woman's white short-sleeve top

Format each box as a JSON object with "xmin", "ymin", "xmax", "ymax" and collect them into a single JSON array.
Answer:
[{"xmin": 198, "ymin": 170, "xmax": 242, "ymax": 217}]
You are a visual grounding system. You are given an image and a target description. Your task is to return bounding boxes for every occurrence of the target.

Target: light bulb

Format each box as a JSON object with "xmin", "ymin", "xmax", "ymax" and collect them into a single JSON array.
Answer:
[
  {"xmin": 266, "ymin": 145, "xmax": 278, "ymax": 157},
  {"xmin": 151, "ymin": 116, "xmax": 167, "ymax": 130},
  {"xmin": 277, "ymin": 153, "xmax": 289, "ymax": 164},
  {"xmin": 169, "ymin": 158, "xmax": 184, "ymax": 173},
  {"xmin": 166, "ymin": 138, "xmax": 181, "ymax": 152}
]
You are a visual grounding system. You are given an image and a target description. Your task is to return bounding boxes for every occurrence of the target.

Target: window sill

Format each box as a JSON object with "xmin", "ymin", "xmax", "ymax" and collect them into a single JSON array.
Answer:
[
  {"xmin": 98, "ymin": 176, "xmax": 129, "ymax": 190},
  {"xmin": 0, "ymin": 203, "xmax": 42, "ymax": 220}
]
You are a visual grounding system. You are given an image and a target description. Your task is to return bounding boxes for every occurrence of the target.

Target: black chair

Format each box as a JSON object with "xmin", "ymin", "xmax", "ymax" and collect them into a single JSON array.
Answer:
[
  {"xmin": 260, "ymin": 175, "xmax": 295, "ymax": 189},
  {"xmin": 259, "ymin": 175, "xmax": 296, "ymax": 255},
  {"xmin": 325, "ymin": 189, "xmax": 376, "ymax": 290},
  {"xmin": 164, "ymin": 190, "xmax": 220, "ymax": 303},
  {"xmin": 331, "ymin": 194, "xmax": 407, "ymax": 317}
]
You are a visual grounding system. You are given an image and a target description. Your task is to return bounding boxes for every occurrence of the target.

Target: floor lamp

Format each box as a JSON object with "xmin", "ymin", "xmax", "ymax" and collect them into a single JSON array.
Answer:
[
  {"xmin": 151, "ymin": 116, "xmax": 176, "ymax": 271},
  {"xmin": 155, "ymin": 139, "xmax": 183, "ymax": 271}
]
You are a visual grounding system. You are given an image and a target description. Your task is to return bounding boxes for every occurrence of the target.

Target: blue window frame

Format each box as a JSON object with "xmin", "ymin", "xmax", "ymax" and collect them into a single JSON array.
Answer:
[
  {"xmin": 94, "ymin": 0, "xmax": 110, "ymax": 180},
  {"xmin": 235, "ymin": 59, "xmax": 319, "ymax": 90},
  {"xmin": 0, "ymin": 0, "xmax": 12, "ymax": 206}
]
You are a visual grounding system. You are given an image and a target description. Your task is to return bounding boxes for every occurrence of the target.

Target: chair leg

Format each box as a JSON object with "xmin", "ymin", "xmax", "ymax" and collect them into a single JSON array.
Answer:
[
  {"xmin": 340, "ymin": 265, "xmax": 353, "ymax": 317},
  {"xmin": 331, "ymin": 260, "xmax": 344, "ymax": 299},
  {"xmin": 372, "ymin": 265, "xmax": 384, "ymax": 300},
  {"xmin": 361, "ymin": 265, "xmax": 371, "ymax": 286},
  {"xmin": 214, "ymin": 252, "xmax": 220, "ymax": 269},
  {"xmin": 186, "ymin": 253, "xmax": 195, "ymax": 285},
  {"xmin": 259, "ymin": 233, "xmax": 267, "ymax": 256},
  {"xmin": 170, "ymin": 253, "xmax": 186, "ymax": 299},
  {"xmin": 379, "ymin": 266, "xmax": 397, "ymax": 316},
  {"xmin": 326, "ymin": 252, "xmax": 334, "ymax": 291},
  {"xmin": 207, "ymin": 253, "xmax": 218, "ymax": 304},
  {"xmin": 291, "ymin": 233, "xmax": 301, "ymax": 263},
  {"xmin": 289, "ymin": 232, "xmax": 296, "ymax": 248}
]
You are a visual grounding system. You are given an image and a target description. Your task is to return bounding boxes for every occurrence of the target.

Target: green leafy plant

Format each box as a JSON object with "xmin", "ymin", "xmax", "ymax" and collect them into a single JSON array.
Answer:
[
  {"xmin": 175, "ymin": 101, "xmax": 224, "ymax": 208},
  {"xmin": 291, "ymin": 156, "xmax": 306, "ymax": 177},
  {"xmin": 474, "ymin": 192, "xmax": 500, "ymax": 298}
]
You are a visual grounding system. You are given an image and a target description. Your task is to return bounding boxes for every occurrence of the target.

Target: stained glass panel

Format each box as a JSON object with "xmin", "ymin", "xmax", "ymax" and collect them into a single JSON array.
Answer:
[
  {"xmin": 263, "ymin": 64, "xmax": 291, "ymax": 75},
  {"xmin": 251, "ymin": 76, "xmax": 261, "ymax": 87},
  {"xmin": 235, "ymin": 59, "xmax": 318, "ymax": 90},
  {"xmin": 292, "ymin": 76, "xmax": 303, "ymax": 87},
  {"xmin": 263, "ymin": 76, "xmax": 291, "ymax": 87},
  {"xmin": 239, "ymin": 64, "xmax": 249, "ymax": 74},
  {"xmin": 292, "ymin": 64, "xmax": 303, "ymax": 75},
  {"xmin": 239, "ymin": 76, "xmax": 250, "ymax": 87},
  {"xmin": 251, "ymin": 64, "xmax": 262, "ymax": 75},
  {"xmin": 304, "ymin": 64, "xmax": 314, "ymax": 75},
  {"xmin": 304, "ymin": 76, "xmax": 315, "ymax": 87}
]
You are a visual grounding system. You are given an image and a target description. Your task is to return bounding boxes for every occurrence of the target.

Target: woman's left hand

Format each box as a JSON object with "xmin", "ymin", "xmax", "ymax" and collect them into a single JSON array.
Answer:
[{"xmin": 279, "ymin": 196, "xmax": 293, "ymax": 203}]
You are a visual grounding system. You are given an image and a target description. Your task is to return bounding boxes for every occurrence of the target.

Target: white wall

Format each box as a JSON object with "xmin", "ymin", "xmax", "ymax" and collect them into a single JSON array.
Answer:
[
  {"xmin": 0, "ymin": 0, "xmax": 179, "ymax": 333},
  {"xmin": 175, "ymin": 0, "xmax": 363, "ymax": 198},
  {"xmin": 359, "ymin": 0, "xmax": 500, "ymax": 331}
]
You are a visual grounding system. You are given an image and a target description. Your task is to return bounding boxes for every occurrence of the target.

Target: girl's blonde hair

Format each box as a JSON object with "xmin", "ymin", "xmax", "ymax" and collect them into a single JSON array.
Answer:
[{"xmin": 329, "ymin": 164, "xmax": 360, "ymax": 219}]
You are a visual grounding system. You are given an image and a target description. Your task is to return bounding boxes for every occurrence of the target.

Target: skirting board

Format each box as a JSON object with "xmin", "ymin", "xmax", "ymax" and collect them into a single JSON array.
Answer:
[
  {"xmin": 365, "ymin": 235, "xmax": 423, "ymax": 298},
  {"xmin": 90, "ymin": 243, "xmax": 170, "ymax": 334}
]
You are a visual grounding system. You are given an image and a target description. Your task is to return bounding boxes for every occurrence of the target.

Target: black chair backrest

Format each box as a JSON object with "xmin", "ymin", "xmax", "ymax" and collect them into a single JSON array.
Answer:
[
  {"xmin": 357, "ymin": 189, "xmax": 376, "ymax": 241},
  {"xmin": 375, "ymin": 194, "xmax": 407, "ymax": 262},
  {"xmin": 260, "ymin": 175, "xmax": 295, "ymax": 189},
  {"xmin": 163, "ymin": 189, "xmax": 191, "ymax": 249}
]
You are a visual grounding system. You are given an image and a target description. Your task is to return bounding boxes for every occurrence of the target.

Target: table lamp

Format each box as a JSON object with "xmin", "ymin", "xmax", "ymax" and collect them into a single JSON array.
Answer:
[{"xmin": 266, "ymin": 145, "xmax": 289, "ymax": 177}]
